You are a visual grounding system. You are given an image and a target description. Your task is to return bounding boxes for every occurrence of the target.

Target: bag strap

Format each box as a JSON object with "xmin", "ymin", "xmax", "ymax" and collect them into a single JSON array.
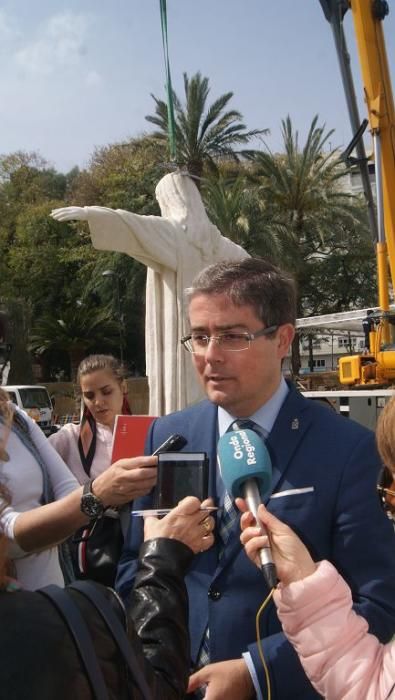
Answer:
[
  {"xmin": 70, "ymin": 581, "xmax": 153, "ymax": 700},
  {"xmin": 38, "ymin": 585, "xmax": 109, "ymax": 700}
]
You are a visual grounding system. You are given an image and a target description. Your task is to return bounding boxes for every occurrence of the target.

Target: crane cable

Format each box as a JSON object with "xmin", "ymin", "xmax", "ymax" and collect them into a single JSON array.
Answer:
[{"xmin": 159, "ymin": 0, "xmax": 177, "ymax": 161}]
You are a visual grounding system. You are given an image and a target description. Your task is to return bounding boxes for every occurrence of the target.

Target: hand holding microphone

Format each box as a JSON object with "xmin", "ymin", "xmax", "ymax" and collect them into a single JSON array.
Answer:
[
  {"xmin": 239, "ymin": 502, "xmax": 317, "ymax": 586},
  {"xmin": 217, "ymin": 428, "xmax": 277, "ymax": 588}
]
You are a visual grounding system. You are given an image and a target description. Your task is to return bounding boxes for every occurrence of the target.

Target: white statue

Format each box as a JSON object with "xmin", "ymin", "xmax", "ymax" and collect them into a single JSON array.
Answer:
[{"xmin": 51, "ymin": 172, "xmax": 249, "ymax": 415}]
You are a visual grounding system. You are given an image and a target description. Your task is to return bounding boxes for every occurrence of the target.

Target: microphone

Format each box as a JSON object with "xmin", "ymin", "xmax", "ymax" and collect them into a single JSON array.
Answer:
[
  {"xmin": 152, "ymin": 434, "xmax": 187, "ymax": 455},
  {"xmin": 217, "ymin": 428, "xmax": 277, "ymax": 589}
]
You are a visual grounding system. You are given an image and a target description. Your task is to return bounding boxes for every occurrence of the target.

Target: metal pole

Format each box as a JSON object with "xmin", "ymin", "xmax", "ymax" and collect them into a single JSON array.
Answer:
[
  {"xmin": 115, "ymin": 276, "xmax": 124, "ymax": 364},
  {"xmin": 319, "ymin": 0, "xmax": 378, "ymax": 243}
]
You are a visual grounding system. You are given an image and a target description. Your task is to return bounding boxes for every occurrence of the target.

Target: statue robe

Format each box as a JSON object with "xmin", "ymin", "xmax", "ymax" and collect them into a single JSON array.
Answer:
[{"xmin": 83, "ymin": 173, "xmax": 249, "ymax": 415}]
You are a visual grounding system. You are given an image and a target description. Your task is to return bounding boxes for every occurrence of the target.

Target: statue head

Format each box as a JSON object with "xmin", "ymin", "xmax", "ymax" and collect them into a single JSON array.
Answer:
[{"xmin": 155, "ymin": 172, "xmax": 221, "ymax": 251}]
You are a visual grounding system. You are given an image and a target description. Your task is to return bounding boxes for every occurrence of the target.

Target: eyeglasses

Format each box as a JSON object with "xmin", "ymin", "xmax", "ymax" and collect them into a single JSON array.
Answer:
[
  {"xmin": 377, "ymin": 485, "xmax": 395, "ymax": 499},
  {"xmin": 180, "ymin": 326, "xmax": 279, "ymax": 354}
]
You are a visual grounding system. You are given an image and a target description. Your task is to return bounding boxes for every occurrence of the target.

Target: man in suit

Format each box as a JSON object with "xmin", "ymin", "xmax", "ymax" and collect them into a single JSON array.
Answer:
[{"xmin": 117, "ymin": 258, "xmax": 395, "ymax": 699}]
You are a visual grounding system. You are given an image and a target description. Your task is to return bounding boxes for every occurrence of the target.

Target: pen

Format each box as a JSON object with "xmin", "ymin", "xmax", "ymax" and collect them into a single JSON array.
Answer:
[{"xmin": 131, "ymin": 506, "xmax": 218, "ymax": 517}]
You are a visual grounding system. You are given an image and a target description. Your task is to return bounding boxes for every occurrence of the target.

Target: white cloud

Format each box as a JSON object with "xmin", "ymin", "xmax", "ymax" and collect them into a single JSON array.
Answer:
[
  {"xmin": 85, "ymin": 70, "xmax": 102, "ymax": 87},
  {"xmin": 15, "ymin": 12, "xmax": 89, "ymax": 76},
  {"xmin": 0, "ymin": 10, "xmax": 20, "ymax": 44}
]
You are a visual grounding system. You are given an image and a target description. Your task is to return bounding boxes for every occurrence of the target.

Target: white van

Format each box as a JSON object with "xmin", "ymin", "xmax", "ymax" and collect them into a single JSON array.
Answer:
[{"xmin": 4, "ymin": 385, "xmax": 54, "ymax": 436}]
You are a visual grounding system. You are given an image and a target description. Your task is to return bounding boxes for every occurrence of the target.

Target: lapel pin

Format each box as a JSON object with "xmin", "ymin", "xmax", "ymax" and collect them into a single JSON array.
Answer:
[{"xmin": 291, "ymin": 418, "xmax": 299, "ymax": 430}]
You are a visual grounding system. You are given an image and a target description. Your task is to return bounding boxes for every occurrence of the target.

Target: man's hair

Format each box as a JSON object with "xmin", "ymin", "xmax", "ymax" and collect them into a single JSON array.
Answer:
[
  {"xmin": 185, "ymin": 258, "xmax": 297, "ymax": 327},
  {"xmin": 376, "ymin": 396, "xmax": 395, "ymax": 471}
]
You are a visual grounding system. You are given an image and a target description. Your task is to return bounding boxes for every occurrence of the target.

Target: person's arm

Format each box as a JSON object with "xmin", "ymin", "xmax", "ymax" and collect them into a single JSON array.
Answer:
[
  {"xmin": 276, "ymin": 560, "xmax": 394, "ymax": 700},
  {"xmin": 127, "ymin": 498, "xmax": 214, "ymax": 699},
  {"xmin": 11, "ymin": 486, "xmax": 87, "ymax": 550},
  {"xmin": 240, "ymin": 505, "xmax": 394, "ymax": 700},
  {"xmin": 241, "ymin": 432, "xmax": 395, "ymax": 698},
  {"xmin": 236, "ymin": 501, "xmax": 326, "ymax": 698},
  {"xmin": 4, "ymin": 413, "xmax": 158, "ymax": 553},
  {"xmin": 8, "ymin": 455, "xmax": 158, "ymax": 553},
  {"xmin": 25, "ymin": 414, "xmax": 79, "ymax": 499}
]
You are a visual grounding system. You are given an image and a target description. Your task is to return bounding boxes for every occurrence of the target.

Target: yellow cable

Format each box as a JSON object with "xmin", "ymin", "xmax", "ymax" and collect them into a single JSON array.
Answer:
[{"xmin": 255, "ymin": 587, "xmax": 275, "ymax": 700}]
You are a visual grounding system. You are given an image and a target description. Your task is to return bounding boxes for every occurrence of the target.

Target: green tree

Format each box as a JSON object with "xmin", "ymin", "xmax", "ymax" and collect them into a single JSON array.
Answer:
[
  {"xmin": 69, "ymin": 136, "xmax": 166, "ymax": 212},
  {"xmin": 247, "ymin": 115, "xmax": 373, "ymax": 373},
  {"xmin": 29, "ymin": 306, "xmax": 120, "ymax": 380},
  {"xmin": 0, "ymin": 145, "xmax": 151, "ymax": 380},
  {"xmin": 146, "ymin": 72, "xmax": 266, "ymax": 180},
  {"xmin": 202, "ymin": 171, "xmax": 278, "ymax": 257}
]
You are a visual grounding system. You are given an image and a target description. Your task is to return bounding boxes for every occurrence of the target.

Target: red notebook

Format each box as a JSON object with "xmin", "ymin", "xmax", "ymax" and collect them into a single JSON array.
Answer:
[{"xmin": 111, "ymin": 415, "xmax": 157, "ymax": 461}]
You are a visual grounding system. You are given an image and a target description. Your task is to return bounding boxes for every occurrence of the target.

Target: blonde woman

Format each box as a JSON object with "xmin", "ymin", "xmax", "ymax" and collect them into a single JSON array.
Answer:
[{"xmin": 49, "ymin": 354, "xmax": 131, "ymax": 484}]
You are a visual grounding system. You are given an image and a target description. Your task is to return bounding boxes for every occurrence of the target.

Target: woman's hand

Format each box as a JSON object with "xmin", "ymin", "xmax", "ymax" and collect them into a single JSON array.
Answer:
[
  {"xmin": 92, "ymin": 456, "xmax": 158, "ymax": 507},
  {"xmin": 237, "ymin": 500, "xmax": 317, "ymax": 585},
  {"xmin": 143, "ymin": 497, "xmax": 215, "ymax": 554}
]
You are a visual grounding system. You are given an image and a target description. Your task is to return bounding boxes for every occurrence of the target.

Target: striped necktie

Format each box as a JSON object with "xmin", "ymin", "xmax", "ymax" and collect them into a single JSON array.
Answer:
[{"xmin": 195, "ymin": 419, "xmax": 265, "ymax": 676}]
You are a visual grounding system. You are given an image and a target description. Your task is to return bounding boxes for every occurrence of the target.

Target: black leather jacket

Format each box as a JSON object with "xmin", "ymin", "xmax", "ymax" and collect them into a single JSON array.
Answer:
[{"xmin": 0, "ymin": 538, "xmax": 193, "ymax": 700}]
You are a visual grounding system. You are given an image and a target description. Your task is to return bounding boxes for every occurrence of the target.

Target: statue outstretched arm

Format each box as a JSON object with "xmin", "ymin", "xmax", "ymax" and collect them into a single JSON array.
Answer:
[
  {"xmin": 64, "ymin": 206, "xmax": 178, "ymax": 272},
  {"xmin": 51, "ymin": 207, "xmax": 88, "ymax": 222}
]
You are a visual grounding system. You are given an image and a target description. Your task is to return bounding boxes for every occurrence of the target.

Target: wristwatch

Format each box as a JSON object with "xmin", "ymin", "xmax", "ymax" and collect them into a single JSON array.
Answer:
[{"xmin": 80, "ymin": 480, "xmax": 105, "ymax": 519}]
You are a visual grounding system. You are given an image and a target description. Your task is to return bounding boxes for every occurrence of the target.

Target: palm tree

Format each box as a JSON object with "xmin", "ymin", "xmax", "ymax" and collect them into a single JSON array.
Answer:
[
  {"xmin": 249, "ymin": 115, "xmax": 359, "ymax": 252},
  {"xmin": 247, "ymin": 115, "xmax": 369, "ymax": 374},
  {"xmin": 29, "ymin": 306, "xmax": 120, "ymax": 379},
  {"xmin": 146, "ymin": 72, "xmax": 267, "ymax": 181},
  {"xmin": 202, "ymin": 172, "xmax": 278, "ymax": 257}
]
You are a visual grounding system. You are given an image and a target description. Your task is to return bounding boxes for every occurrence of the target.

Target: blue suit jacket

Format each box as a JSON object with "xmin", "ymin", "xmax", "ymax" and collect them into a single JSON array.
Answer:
[{"xmin": 117, "ymin": 385, "xmax": 395, "ymax": 698}]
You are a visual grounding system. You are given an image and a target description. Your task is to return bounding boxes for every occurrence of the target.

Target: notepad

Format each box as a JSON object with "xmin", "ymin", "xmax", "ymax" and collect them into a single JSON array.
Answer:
[{"xmin": 111, "ymin": 414, "xmax": 157, "ymax": 461}]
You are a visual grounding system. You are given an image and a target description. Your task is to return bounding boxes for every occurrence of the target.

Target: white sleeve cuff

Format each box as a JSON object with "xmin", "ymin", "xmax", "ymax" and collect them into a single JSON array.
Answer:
[{"xmin": 242, "ymin": 651, "xmax": 264, "ymax": 700}]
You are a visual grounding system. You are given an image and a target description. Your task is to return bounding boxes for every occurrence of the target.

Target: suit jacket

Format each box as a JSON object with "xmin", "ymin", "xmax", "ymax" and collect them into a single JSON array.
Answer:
[{"xmin": 117, "ymin": 384, "xmax": 395, "ymax": 699}]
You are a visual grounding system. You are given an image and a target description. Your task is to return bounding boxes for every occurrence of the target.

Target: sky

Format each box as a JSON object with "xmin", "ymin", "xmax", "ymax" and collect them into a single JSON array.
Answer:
[{"xmin": 0, "ymin": 0, "xmax": 394, "ymax": 174}]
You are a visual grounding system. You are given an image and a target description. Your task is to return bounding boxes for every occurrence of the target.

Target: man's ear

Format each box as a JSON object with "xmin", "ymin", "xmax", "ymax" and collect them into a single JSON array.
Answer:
[{"xmin": 277, "ymin": 324, "xmax": 295, "ymax": 358}]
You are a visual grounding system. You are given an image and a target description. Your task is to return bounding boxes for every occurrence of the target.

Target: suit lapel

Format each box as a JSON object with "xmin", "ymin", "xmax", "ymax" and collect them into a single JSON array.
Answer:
[
  {"xmin": 266, "ymin": 386, "xmax": 312, "ymax": 497},
  {"xmin": 184, "ymin": 400, "xmax": 219, "ymax": 501},
  {"xmin": 212, "ymin": 387, "xmax": 313, "ymax": 578}
]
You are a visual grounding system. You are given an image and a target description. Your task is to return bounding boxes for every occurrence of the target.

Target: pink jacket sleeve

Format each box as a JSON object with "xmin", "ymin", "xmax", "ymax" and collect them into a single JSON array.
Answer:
[{"xmin": 274, "ymin": 560, "xmax": 395, "ymax": 700}]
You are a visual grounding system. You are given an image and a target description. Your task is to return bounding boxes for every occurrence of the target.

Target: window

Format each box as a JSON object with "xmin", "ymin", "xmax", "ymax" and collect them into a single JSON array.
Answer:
[
  {"xmin": 302, "ymin": 339, "xmax": 322, "ymax": 351},
  {"xmin": 19, "ymin": 388, "xmax": 51, "ymax": 409},
  {"xmin": 338, "ymin": 337, "xmax": 357, "ymax": 348},
  {"xmin": 313, "ymin": 359, "xmax": 326, "ymax": 368}
]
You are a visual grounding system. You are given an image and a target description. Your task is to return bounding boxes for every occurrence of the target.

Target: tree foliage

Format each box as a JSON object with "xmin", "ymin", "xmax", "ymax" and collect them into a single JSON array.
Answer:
[
  {"xmin": 29, "ymin": 306, "xmax": 120, "ymax": 380},
  {"xmin": 146, "ymin": 72, "xmax": 266, "ymax": 180},
  {"xmin": 244, "ymin": 116, "xmax": 375, "ymax": 372},
  {"xmin": 0, "ymin": 107, "xmax": 379, "ymax": 383}
]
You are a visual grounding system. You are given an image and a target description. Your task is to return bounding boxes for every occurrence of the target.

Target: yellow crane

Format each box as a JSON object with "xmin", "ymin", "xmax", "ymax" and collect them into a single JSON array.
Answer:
[{"xmin": 321, "ymin": 0, "xmax": 395, "ymax": 386}]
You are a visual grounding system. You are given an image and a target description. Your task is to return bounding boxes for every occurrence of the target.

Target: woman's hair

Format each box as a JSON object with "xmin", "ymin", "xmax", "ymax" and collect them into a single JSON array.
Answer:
[
  {"xmin": 0, "ymin": 387, "xmax": 13, "ymax": 424},
  {"xmin": 376, "ymin": 396, "xmax": 395, "ymax": 472},
  {"xmin": 77, "ymin": 354, "xmax": 129, "ymax": 388},
  {"xmin": 76, "ymin": 355, "xmax": 131, "ymax": 474}
]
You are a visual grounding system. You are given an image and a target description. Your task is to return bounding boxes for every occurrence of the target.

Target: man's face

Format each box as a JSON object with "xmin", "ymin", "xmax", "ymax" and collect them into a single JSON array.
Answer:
[{"xmin": 188, "ymin": 293, "xmax": 295, "ymax": 417}]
